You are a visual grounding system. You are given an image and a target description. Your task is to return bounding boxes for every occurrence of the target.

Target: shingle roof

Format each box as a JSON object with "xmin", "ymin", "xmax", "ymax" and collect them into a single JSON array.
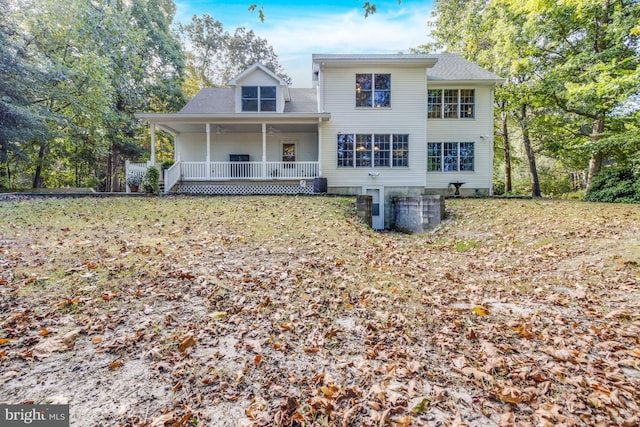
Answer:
[
  {"xmin": 284, "ymin": 89, "xmax": 317, "ymax": 113},
  {"xmin": 179, "ymin": 88, "xmax": 235, "ymax": 114},
  {"xmin": 427, "ymin": 53, "xmax": 503, "ymax": 82}
]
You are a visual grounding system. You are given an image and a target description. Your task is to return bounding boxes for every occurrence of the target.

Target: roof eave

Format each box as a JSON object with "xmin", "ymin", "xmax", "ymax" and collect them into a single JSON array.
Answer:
[{"xmin": 134, "ymin": 112, "xmax": 331, "ymax": 123}]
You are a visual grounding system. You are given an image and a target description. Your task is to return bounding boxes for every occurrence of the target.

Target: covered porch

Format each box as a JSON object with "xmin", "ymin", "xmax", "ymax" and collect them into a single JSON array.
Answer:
[{"xmin": 131, "ymin": 113, "xmax": 330, "ymax": 194}]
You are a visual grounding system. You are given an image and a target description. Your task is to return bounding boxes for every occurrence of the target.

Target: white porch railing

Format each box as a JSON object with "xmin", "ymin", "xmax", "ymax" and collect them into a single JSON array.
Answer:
[
  {"xmin": 180, "ymin": 161, "xmax": 319, "ymax": 181},
  {"xmin": 163, "ymin": 162, "xmax": 181, "ymax": 194},
  {"xmin": 125, "ymin": 160, "xmax": 321, "ymax": 193},
  {"xmin": 125, "ymin": 160, "xmax": 149, "ymax": 193}
]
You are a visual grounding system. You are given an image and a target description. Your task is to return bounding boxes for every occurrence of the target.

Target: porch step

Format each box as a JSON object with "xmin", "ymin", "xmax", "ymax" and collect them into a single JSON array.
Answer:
[{"xmin": 176, "ymin": 182, "xmax": 315, "ymax": 195}]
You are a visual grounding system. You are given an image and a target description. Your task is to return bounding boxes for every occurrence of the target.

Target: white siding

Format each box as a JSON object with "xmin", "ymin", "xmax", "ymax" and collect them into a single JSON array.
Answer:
[
  {"xmin": 175, "ymin": 132, "xmax": 318, "ymax": 162},
  {"xmin": 426, "ymin": 85, "xmax": 495, "ymax": 192},
  {"xmin": 319, "ymin": 66, "xmax": 428, "ymax": 188}
]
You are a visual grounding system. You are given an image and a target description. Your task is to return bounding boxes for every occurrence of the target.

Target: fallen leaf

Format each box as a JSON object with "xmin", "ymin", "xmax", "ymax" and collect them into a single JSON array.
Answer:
[
  {"xmin": 32, "ymin": 338, "xmax": 65, "ymax": 359},
  {"xmin": 109, "ymin": 360, "xmax": 123, "ymax": 370},
  {"xmin": 149, "ymin": 411, "xmax": 175, "ymax": 427},
  {"xmin": 495, "ymin": 386, "xmax": 529, "ymax": 404},
  {"xmin": 473, "ymin": 306, "xmax": 489, "ymax": 316},
  {"xmin": 208, "ymin": 311, "xmax": 227, "ymax": 321},
  {"xmin": 178, "ymin": 335, "xmax": 196, "ymax": 352},
  {"xmin": 62, "ymin": 329, "xmax": 82, "ymax": 344}
]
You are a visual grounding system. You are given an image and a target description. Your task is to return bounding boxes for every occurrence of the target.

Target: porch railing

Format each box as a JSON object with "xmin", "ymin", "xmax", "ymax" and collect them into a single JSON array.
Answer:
[
  {"xmin": 163, "ymin": 162, "xmax": 181, "ymax": 194},
  {"xmin": 125, "ymin": 160, "xmax": 149, "ymax": 193},
  {"xmin": 180, "ymin": 161, "xmax": 319, "ymax": 181}
]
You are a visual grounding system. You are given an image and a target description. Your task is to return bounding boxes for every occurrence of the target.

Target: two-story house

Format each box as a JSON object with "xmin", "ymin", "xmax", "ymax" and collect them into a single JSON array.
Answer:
[{"xmin": 131, "ymin": 53, "xmax": 502, "ymax": 229}]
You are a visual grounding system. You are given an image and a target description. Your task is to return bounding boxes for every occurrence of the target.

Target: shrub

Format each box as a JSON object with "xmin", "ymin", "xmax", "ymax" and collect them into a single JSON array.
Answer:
[
  {"xmin": 142, "ymin": 166, "xmax": 160, "ymax": 194},
  {"xmin": 584, "ymin": 167, "xmax": 640, "ymax": 203}
]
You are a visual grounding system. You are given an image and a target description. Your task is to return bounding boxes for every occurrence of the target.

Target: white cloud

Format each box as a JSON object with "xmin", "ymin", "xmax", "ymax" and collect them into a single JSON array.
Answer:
[{"xmin": 258, "ymin": 4, "xmax": 434, "ymax": 86}]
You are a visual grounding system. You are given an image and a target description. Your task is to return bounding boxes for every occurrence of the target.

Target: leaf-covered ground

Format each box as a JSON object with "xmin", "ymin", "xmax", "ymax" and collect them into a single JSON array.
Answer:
[{"xmin": 0, "ymin": 196, "xmax": 638, "ymax": 427}]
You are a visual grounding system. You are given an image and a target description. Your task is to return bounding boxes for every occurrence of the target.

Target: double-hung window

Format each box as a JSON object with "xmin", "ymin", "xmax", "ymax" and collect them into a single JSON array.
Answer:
[
  {"xmin": 427, "ymin": 89, "xmax": 474, "ymax": 119},
  {"xmin": 242, "ymin": 86, "xmax": 276, "ymax": 112},
  {"xmin": 356, "ymin": 74, "xmax": 391, "ymax": 108},
  {"xmin": 427, "ymin": 142, "xmax": 474, "ymax": 171},
  {"xmin": 338, "ymin": 133, "xmax": 408, "ymax": 167}
]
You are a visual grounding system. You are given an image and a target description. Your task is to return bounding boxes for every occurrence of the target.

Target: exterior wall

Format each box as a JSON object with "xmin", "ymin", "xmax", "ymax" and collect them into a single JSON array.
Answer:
[
  {"xmin": 318, "ymin": 64, "xmax": 429, "ymax": 229},
  {"xmin": 175, "ymin": 132, "xmax": 318, "ymax": 162},
  {"xmin": 425, "ymin": 84, "xmax": 495, "ymax": 193},
  {"xmin": 318, "ymin": 65, "xmax": 428, "ymax": 188}
]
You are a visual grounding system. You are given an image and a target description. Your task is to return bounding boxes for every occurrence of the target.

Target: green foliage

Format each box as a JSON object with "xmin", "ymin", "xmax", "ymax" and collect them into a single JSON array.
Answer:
[
  {"xmin": 126, "ymin": 173, "xmax": 142, "ymax": 186},
  {"xmin": 179, "ymin": 14, "xmax": 290, "ymax": 91},
  {"xmin": 584, "ymin": 167, "xmax": 640, "ymax": 204},
  {"xmin": 142, "ymin": 166, "xmax": 160, "ymax": 194}
]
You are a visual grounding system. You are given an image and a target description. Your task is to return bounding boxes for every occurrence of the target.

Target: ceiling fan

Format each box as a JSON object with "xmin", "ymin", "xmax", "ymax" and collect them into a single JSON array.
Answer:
[
  {"xmin": 266, "ymin": 126, "xmax": 281, "ymax": 136},
  {"xmin": 214, "ymin": 125, "xmax": 229, "ymax": 135}
]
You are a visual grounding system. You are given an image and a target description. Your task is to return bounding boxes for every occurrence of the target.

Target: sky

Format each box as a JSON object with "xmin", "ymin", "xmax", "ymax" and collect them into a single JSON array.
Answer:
[{"xmin": 173, "ymin": 0, "xmax": 436, "ymax": 87}]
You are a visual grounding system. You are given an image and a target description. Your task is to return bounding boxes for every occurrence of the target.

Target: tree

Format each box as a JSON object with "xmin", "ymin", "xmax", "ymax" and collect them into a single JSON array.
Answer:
[
  {"xmin": 527, "ymin": 0, "xmax": 640, "ymax": 187},
  {"xmin": 13, "ymin": 0, "xmax": 184, "ymax": 190},
  {"xmin": 0, "ymin": 0, "xmax": 48, "ymax": 188},
  {"xmin": 180, "ymin": 14, "xmax": 290, "ymax": 92}
]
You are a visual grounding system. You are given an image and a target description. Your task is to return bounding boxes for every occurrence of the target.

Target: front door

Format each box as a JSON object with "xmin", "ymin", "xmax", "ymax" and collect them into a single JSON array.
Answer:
[{"xmin": 365, "ymin": 187, "xmax": 384, "ymax": 230}]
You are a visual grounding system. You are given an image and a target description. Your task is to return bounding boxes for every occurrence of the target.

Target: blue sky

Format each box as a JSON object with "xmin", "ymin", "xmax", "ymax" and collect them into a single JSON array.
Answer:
[{"xmin": 173, "ymin": 0, "xmax": 436, "ymax": 87}]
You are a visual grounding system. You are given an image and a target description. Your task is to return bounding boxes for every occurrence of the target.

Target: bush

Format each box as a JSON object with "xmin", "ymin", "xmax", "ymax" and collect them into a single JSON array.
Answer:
[
  {"xmin": 584, "ymin": 167, "xmax": 640, "ymax": 203},
  {"xmin": 142, "ymin": 166, "xmax": 160, "ymax": 194}
]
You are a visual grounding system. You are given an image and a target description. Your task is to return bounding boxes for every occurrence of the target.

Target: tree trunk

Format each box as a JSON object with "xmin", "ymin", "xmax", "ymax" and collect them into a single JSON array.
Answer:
[
  {"xmin": 501, "ymin": 111, "xmax": 512, "ymax": 193},
  {"xmin": 522, "ymin": 129, "xmax": 541, "ymax": 197},
  {"xmin": 0, "ymin": 141, "xmax": 7, "ymax": 189},
  {"xmin": 520, "ymin": 105, "xmax": 541, "ymax": 197},
  {"xmin": 111, "ymin": 148, "xmax": 121, "ymax": 192},
  {"xmin": 586, "ymin": 118, "xmax": 605, "ymax": 189},
  {"xmin": 32, "ymin": 141, "xmax": 47, "ymax": 189}
]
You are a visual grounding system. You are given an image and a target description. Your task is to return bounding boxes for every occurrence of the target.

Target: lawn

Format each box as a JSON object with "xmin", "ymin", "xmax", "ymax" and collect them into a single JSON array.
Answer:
[{"xmin": 0, "ymin": 196, "xmax": 638, "ymax": 426}]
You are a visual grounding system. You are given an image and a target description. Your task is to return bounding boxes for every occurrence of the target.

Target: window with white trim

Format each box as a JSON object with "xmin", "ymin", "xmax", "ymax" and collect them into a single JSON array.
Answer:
[
  {"xmin": 356, "ymin": 74, "xmax": 391, "ymax": 108},
  {"xmin": 338, "ymin": 133, "xmax": 409, "ymax": 167},
  {"xmin": 242, "ymin": 86, "xmax": 276, "ymax": 112},
  {"xmin": 427, "ymin": 89, "xmax": 474, "ymax": 119},
  {"xmin": 428, "ymin": 142, "xmax": 474, "ymax": 171}
]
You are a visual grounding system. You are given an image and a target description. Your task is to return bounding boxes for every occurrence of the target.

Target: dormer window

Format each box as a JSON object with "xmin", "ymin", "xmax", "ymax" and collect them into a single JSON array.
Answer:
[{"xmin": 242, "ymin": 86, "xmax": 276, "ymax": 112}]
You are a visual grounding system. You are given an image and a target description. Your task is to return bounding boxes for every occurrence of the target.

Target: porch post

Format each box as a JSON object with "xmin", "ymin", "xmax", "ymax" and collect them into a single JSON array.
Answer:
[
  {"xmin": 261, "ymin": 122, "xmax": 267, "ymax": 179},
  {"xmin": 206, "ymin": 123, "xmax": 211, "ymax": 179},
  {"xmin": 150, "ymin": 123, "xmax": 156, "ymax": 167},
  {"xmin": 317, "ymin": 119, "xmax": 323, "ymax": 177}
]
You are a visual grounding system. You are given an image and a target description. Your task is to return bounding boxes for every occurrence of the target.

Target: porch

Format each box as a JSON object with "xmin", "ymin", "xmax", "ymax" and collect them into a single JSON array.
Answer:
[
  {"xmin": 130, "ymin": 116, "xmax": 329, "ymax": 195},
  {"xmin": 125, "ymin": 160, "xmax": 321, "ymax": 194}
]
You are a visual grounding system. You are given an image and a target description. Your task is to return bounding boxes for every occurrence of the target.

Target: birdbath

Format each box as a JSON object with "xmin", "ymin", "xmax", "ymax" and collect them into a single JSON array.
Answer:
[{"xmin": 450, "ymin": 181, "xmax": 465, "ymax": 196}]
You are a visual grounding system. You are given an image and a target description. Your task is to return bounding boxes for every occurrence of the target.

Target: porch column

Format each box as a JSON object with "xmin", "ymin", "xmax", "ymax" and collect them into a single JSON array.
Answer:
[
  {"xmin": 206, "ymin": 123, "xmax": 211, "ymax": 179},
  {"xmin": 317, "ymin": 119, "xmax": 323, "ymax": 177},
  {"xmin": 261, "ymin": 122, "xmax": 267, "ymax": 179},
  {"xmin": 150, "ymin": 123, "xmax": 156, "ymax": 167}
]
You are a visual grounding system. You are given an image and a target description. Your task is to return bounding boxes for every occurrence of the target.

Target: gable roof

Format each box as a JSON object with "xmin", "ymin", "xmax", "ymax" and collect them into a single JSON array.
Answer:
[
  {"xmin": 427, "ymin": 53, "xmax": 503, "ymax": 83},
  {"xmin": 229, "ymin": 62, "xmax": 288, "ymax": 86}
]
